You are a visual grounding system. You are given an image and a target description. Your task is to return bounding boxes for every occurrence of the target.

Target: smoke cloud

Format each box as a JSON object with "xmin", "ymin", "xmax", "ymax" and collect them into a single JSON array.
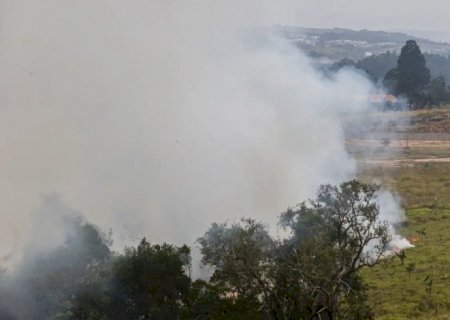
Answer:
[{"xmin": 0, "ymin": 0, "xmax": 406, "ymax": 272}]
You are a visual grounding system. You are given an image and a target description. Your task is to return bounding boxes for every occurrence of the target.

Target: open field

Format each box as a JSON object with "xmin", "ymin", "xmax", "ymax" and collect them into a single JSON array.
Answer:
[
  {"xmin": 361, "ymin": 164, "xmax": 450, "ymax": 319},
  {"xmin": 346, "ymin": 107, "xmax": 450, "ymax": 164},
  {"xmin": 351, "ymin": 107, "xmax": 450, "ymax": 319}
]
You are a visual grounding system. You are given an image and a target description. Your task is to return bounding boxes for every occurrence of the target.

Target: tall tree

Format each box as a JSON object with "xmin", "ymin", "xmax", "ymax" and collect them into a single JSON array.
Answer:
[
  {"xmin": 279, "ymin": 180, "xmax": 389, "ymax": 318},
  {"xmin": 61, "ymin": 239, "xmax": 192, "ymax": 320},
  {"xmin": 385, "ymin": 40, "xmax": 430, "ymax": 102},
  {"xmin": 198, "ymin": 180, "xmax": 391, "ymax": 319},
  {"xmin": 109, "ymin": 239, "xmax": 191, "ymax": 319},
  {"xmin": 397, "ymin": 40, "xmax": 430, "ymax": 95}
]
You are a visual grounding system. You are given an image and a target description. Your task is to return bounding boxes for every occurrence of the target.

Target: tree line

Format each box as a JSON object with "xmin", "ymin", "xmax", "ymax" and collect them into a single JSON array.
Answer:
[
  {"xmin": 329, "ymin": 40, "xmax": 450, "ymax": 108},
  {"xmin": 0, "ymin": 181, "xmax": 392, "ymax": 320}
]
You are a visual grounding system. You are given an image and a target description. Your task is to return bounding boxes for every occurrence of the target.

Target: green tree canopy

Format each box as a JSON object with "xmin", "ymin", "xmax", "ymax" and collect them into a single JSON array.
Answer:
[
  {"xmin": 385, "ymin": 40, "xmax": 431, "ymax": 103},
  {"xmin": 0, "ymin": 181, "xmax": 394, "ymax": 320},
  {"xmin": 397, "ymin": 40, "xmax": 430, "ymax": 95},
  {"xmin": 197, "ymin": 180, "xmax": 390, "ymax": 319},
  {"xmin": 428, "ymin": 75, "xmax": 449, "ymax": 105},
  {"xmin": 108, "ymin": 240, "xmax": 191, "ymax": 319}
]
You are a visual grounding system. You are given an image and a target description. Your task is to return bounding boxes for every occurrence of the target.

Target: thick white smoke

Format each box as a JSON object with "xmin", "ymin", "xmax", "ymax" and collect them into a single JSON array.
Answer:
[{"xmin": 0, "ymin": 0, "xmax": 407, "ymax": 269}]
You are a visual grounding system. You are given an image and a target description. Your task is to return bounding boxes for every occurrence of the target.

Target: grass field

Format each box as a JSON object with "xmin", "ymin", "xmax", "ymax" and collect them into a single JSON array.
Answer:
[
  {"xmin": 350, "ymin": 107, "xmax": 450, "ymax": 319},
  {"xmin": 360, "ymin": 164, "xmax": 450, "ymax": 319}
]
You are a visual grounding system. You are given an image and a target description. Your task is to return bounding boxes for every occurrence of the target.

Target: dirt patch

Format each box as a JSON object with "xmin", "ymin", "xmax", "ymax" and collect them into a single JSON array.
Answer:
[
  {"xmin": 346, "ymin": 108, "xmax": 450, "ymax": 167},
  {"xmin": 346, "ymin": 139, "xmax": 450, "ymax": 148},
  {"xmin": 359, "ymin": 157, "xmax": 450, "ymax": 167}
]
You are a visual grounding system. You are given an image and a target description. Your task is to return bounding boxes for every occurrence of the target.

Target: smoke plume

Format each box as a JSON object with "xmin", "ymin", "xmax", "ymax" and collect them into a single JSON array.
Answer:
[{"xmin": 0, "ymin": 0, "xmax": 408, "ymax": 273}]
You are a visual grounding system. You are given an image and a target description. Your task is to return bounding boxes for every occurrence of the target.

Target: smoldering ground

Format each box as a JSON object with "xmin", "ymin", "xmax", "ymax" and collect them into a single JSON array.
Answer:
[{"xmin": 0, "ymin": 0, "xmax": 409, "ymax": 284}]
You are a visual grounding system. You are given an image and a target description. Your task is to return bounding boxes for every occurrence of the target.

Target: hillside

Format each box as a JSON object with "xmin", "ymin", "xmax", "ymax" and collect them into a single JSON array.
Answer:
[{"xmin": 269, "ymin": 26, "xmax": 450, "ymax": 61}]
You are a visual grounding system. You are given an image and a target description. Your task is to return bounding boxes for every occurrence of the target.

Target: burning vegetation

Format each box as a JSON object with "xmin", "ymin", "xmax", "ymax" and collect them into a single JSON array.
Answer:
[{"xmin": 0, "ymin": 180, "xmax": 411, "ymax": 319}]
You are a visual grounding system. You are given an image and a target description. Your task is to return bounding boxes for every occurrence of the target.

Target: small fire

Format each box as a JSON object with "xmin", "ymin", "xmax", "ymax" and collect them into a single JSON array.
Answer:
[{"xmin": 408, "ymin": 237, "xmax": 419, "ymax": 244}]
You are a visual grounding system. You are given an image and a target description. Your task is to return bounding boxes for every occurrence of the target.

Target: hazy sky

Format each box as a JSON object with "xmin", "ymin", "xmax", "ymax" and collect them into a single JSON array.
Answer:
[
  {"xmin": 292, "ymin": 0, "xmax": 448, "ymax": 30},
  {"xmin": 210, "ymin": 0, "xmax": 450, "ymax": 41},
  {"xmin": 1, "ymin": 0, "xmax": 449, "ymax": 34},
  {"xmin": 0, "ymin": 0, "xmax": 413, "ymax": 270}
]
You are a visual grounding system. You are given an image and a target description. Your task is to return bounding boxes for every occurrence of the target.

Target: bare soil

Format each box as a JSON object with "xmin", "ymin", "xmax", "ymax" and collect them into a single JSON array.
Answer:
[{"xmin": 345, "ymin": 108, "xmax": 450, "ymax": 166}]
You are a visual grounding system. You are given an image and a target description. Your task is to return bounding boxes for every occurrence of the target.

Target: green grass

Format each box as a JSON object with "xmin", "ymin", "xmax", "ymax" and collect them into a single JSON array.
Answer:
[
  {"xmin": 346, "ymin": 108, "xmax": 450, "ymax": 318},
  {"xmin": 361, "ymin": 163, "xmax": 450, "ymax": 209},
  {"xmin": 360, "ymin": 163, "xmax": 450, "ymax": 319}
]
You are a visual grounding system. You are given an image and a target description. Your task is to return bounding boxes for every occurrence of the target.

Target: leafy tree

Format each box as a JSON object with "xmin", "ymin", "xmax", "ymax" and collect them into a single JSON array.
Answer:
[
  {"xmin": 57, "ymin": 262, "xmax": 113, "ymax": 320},
  {"xmin": 0, "ymin": 218, "xmax": 112, "ymax": 320},
  {"xmin": 108, "ymin": 239, "xmax": 191, "ymax": 319},
  {"xmin": 0, "ymin": 180, "xmax": 393, "ymax": 319},
  {"xmin": 198, "ymin": 180, "xmax": 391, "ymax": 319},
  {"xmin": 26, "ymin": 221, "xmax": 111, "ymax": 319},
  {"xmin": 183, "ymin": 279, "xmax": 266, "ymax": 320},
  {"xmin": 278, "ymin": 180, "xmax": 390, "ymax": 318},
  {"xmin": 427, "ymin": 76, "xmax": 449, "ymax": 105},
  {"xmin": 357, "ymin": 51, "xmax": 398, "ymax": 82},
  {"xmin": 197, "ymin": 219, "xmax": 275, "ymax": 318},
  {"xmin": 385, "ymin": 40, "xmax": 431, "ymax": 103},
  {"xmin": 424, "ymin": 53, "xmax": 450, "ymax": 84},
  {"xmin": 383, "ymin": 66, "xmax": 399, "ymax": 93},
  {"xmin": 338, "ymin": 274, "xmax": 374, "ymax": 320},
  {"xmin": 328, "ymin": 58, "xmax": 376, "ymax": 82},
  {"xmin": 59, "ymin": 239, "xmax": 192, "ymax": 320}
]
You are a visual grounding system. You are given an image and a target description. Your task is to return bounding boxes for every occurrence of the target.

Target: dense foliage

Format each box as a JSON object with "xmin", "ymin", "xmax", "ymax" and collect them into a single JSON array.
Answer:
[
  {"xmin": 329, "ymin": 41, "xmax": 450, "ymax": 108},
  {"xmin": 0, "ymin": 181, "xmax": 391, "ymax": 319},
  {"xmin": 380, "ymin": 40, "xmax": 450, "ymax": 107},
  {"xmin": 393, "ymin": 40, "xmax": 431, "ymax": 98}
]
